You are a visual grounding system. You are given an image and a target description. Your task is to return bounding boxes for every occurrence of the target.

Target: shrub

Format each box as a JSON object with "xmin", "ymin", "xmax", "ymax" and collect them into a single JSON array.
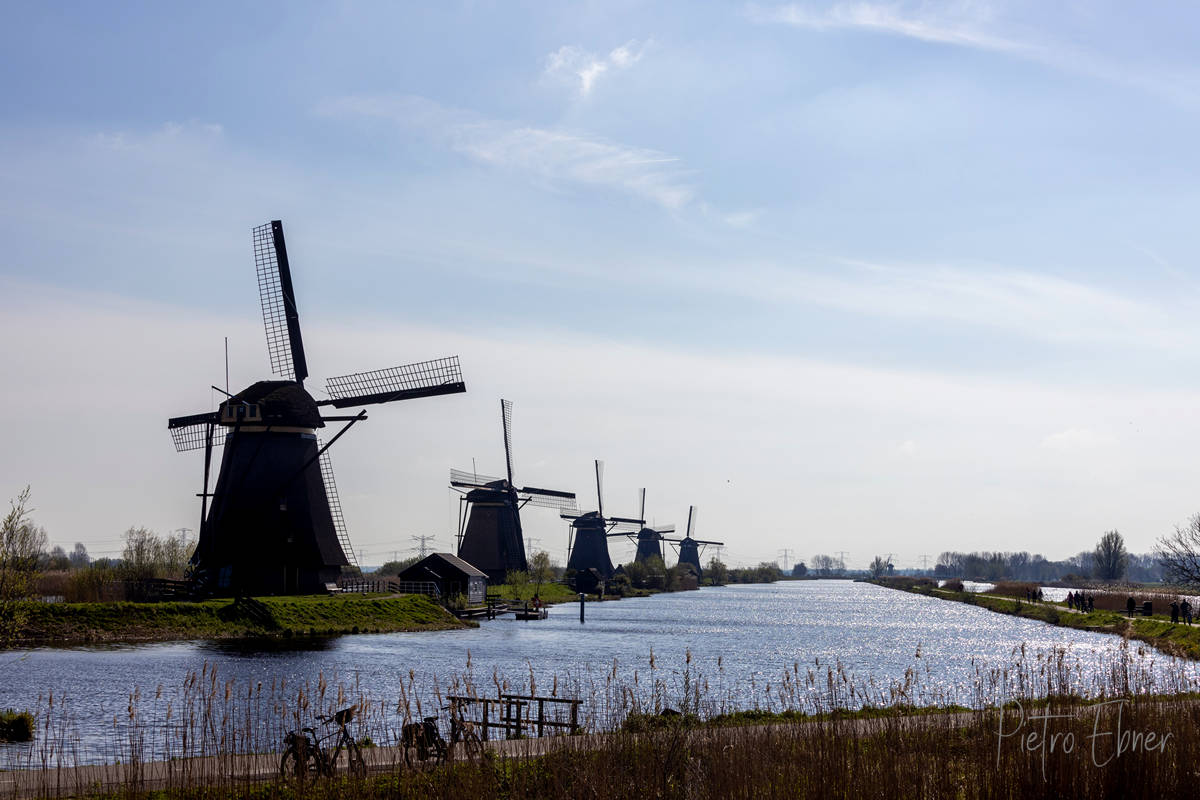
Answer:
[{"xmin": 0, "ymin": 709, "xmax": 33, "ymax": 742}]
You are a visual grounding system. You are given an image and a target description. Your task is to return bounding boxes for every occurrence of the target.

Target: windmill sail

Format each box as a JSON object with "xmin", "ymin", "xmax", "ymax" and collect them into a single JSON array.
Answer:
[
  {"xmin": 167, "ymin": 411, "xmax": 223, "ymax": 452},
  {"xmin": 254, "ymin": 221, "xmax": 308, "ymax": 383},
  {"xmin": 501, "ymin": 399, "xmax": 514, "ymax": 484},
  {"xmin": 450, "ymin": 468, "xmax": 506, "ymax": 489},
  {"xmin": 318, "ymin": 448, "xmax": 357, "ymax": 570},
  {"xmin": 324, "ymin": 356, "xmax": 465, "ymax": 407}
]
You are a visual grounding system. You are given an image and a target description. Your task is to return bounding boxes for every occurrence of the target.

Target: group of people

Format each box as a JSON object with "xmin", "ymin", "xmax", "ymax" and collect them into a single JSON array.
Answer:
[
  {"xmin": 1170, "ymin": 599, "xmax": 1193, "ymax": 625},
  {"xmin": 1066, "ymin": 591, "xmax": 1095, "ymax": 612},
  {"xmin": 1025, "ymin": 587, "xmax": 1044, "ymax": 602}
]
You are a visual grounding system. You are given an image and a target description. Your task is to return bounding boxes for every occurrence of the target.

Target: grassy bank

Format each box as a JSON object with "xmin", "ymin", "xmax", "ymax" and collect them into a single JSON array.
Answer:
[
  {"xmin": 27, "ymin": 694, "xmax": 1200, "ymax": 800},
  {"xmin": 9, "ymin": 593, "xmax": 468, "ymax": 646},
  {"xmin": 871, "ymin": 577, "xmax": 1200, "ymax": 660}
]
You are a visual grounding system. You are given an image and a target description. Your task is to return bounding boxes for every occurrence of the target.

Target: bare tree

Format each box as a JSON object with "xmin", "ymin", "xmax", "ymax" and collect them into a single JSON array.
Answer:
[
  {"xmin": 811, "ymin": 554, "xmax": 835, "ymax": 577},
  {"xmin": 1093, "ymin": 530, "xmax": 1128, "ymax": 581},
  {"xmin": 869, "ymin": 556, "xmax": 888, "ymax": 579},
  {"xmin": 1158, "ymin": 514, "xmax": 1200, "ymax": 586},
  {"xmin": 0, "ymin": 487, "xmax": 47, "ymax": 645}
]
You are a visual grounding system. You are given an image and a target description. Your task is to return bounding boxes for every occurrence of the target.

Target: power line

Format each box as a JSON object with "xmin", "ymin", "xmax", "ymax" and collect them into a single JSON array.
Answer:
[{"xmin": 835, "ymin": 551, "xmax": 849, "ymax": 572}]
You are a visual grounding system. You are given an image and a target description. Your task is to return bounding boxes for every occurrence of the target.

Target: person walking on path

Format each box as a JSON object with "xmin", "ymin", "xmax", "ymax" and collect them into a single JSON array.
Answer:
[
  {"xmin": 1183, "ymin": 599, "xmax": 1193, "ymax": 626},
  {"xmin": 1171, "ymin": 601, "xmax": 1180, "ymax": 624},
  {"xmin": 1067, "ymin": 591, "xmax": 1075, "ymax": 610},
  {"xmin": 1127, "ymin": 596, "xmax": 1136, "ymax": 617}
]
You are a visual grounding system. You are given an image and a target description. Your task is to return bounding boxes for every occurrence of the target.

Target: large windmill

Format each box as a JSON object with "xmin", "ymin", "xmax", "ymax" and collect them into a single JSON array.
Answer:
[
  {"xmin": 561, "ymin": 461, "xmax": 644, "ymax": 580},
  {"xmin": 666, "ymin": 506, "xmax": 724, "ymax": 578},
  {"xmin": 450, "ymin": 399, "xmax": 577, "ymax": 583},
  {"xmin": 167, "ymin": 220, "xmax": 467, "ymax": 596}
]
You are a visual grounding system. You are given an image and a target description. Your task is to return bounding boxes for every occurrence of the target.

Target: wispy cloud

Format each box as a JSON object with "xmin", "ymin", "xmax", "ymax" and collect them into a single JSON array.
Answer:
[
  {"xmin": 544, "ymin": 39, "xmax": 651, "ymax": 97},
  {"xmin": 678, "ymin": 257, "xmax": 1185, "ymax": 351},
  {"xmin": 750, "ymin": 2, "xmax": 1200, "ymax": 106},
  {"xmin": 324, "ymin": 95, "xmax": 694, "ymax": 209},
  {"xmin": 751, "ymin": 2, "xmax": 1029, "ymax": 55}
]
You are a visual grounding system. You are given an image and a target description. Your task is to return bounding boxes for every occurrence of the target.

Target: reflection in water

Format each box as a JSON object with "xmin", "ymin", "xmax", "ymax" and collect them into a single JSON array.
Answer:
[
  {"xmin": 1, "ymin": 580, "xmax": 1196, "ymax": 766},
  {"xmin": 200, "ymin": 636, "xmax": 340, "ymax": 656}
]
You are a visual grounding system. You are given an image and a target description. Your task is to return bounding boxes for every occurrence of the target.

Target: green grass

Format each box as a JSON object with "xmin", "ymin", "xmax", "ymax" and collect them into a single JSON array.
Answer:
[
  {"xmin": 0, "ymin": 708, "xmax": 34, "ymax": 742},
  {"xmin": 8, "ymin": 593, "xmax": 468, "ymax": 647},
  {"xmin": 487, "ymin": 581, "xmax": 579, "ymax": 605}
]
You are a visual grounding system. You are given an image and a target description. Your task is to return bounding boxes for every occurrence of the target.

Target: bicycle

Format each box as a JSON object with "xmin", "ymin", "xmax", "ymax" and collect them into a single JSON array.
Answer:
[
  {"xmin": 446, "ymin": 703, "xmax": 483, "ymax": 760},
  {"xmin": 400, "ymin": 715, "xmax": 448, "ymax": 767},
  {"xmin": 280, "ymin": 704, "xmax": 366, "ymax": 781}
]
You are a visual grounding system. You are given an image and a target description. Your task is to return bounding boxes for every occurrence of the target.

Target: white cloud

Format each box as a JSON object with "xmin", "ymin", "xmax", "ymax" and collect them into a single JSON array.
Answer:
[
  {"xmin": 324, "ymin": 95, "xmax": 694, "ymax": 210},
  {"xmin": 544, "ymin": 39, "xmax": 650, "ymax": 97},
  {"xmin": 1041, "ymin": 428, "xmax": 1118, "ymax": 451}
]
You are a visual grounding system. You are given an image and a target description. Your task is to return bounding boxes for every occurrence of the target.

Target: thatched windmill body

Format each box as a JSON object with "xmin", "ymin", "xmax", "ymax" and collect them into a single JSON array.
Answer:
[
  {"xmin": 666, "ymin": 506, "xmax": 723, "ymax": 578},
  {"xmin": 451, "ymin": 399, "xmax": 577, "ymax": 583},
  {"xmin": 561, "ymin": 461, "xmax": 644, "ymax": 580},
  {"xmin": 167, "ymin": 221, "xmax": 466, "ymax": 596}
]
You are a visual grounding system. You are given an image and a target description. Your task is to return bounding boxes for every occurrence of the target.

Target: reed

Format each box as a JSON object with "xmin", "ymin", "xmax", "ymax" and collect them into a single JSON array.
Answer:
[{"xmin": 3, "ymin": 640, "xmax": 1199, "ymax": 799}]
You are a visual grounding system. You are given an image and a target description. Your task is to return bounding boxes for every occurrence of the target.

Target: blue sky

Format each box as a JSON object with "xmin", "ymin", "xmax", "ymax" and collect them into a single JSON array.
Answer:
[{"xmin": 4, "ymin": 1, "xmax": 1200, "ymax": 568}]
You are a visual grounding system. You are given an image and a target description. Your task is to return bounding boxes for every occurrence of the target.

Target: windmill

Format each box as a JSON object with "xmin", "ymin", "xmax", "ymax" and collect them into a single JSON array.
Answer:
[
  {"xmin": 450, "ymin": 399, "xmax": 577, "ymax": 583},
  {"xmin": 167, "ymin": 220, "xmax": 467, "ymax": 596},
  {"xmin": 611, "ymin": 489, "xmax": 675, "ymax": 565},
  {"xmin": 561, "ymin": 460, "xmax": 644, "ymax": 581},
  {"xmin": 666, "ymin": 506, "xmax": 723, "ymax": 579}
]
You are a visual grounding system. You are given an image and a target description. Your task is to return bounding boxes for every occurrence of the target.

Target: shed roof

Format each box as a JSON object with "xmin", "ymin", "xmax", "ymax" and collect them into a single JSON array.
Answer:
[{"xmin": 398, "ymin": 552, "xmax": 488, "ymax": 581}]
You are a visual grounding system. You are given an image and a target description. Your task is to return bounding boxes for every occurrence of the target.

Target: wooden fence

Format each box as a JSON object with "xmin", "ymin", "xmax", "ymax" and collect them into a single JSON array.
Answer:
[{"xmin": 446, "ymin": 694, "xmax": 581, "ymax": 740}]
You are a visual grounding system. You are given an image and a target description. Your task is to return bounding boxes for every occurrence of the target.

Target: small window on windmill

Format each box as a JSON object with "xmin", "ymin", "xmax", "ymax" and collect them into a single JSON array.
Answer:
[
  {"xmin": 220, "ymin": 403, "xmax": 263, "ymax": 424},
  {"xmin": 218, "ymin": 566, "xmax": 232, "ymax": 588}
]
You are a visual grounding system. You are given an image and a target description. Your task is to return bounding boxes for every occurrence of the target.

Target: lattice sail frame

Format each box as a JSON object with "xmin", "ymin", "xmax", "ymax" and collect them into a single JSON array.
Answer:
[
  {"xmin": 326, "ymin": 356, "xmax": 464, "ymax": 402},
  {"xmin": 501, "ymin": 399, "xmax": 514, "ymax": 485},
  {"xmin": 169, "ymin": 422, "xmax": 226, "ymax": 453},
  {"xmin": 253, "ymin": 222, "xmax": 297, "ymax": 381},
  {"xmin": 521, "ymin": 489, "xmax": 578, "ymax": 514},
  {"xmin": 318, "ymin": 446, "xmax": 358, "ymax": 570}
]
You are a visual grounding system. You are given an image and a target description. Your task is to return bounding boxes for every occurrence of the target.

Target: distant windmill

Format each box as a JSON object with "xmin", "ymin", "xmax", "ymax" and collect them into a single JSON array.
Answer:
[
  {"xmin": 450, "ymin": 399, "xmax": 577, "ymax": 583},
  {"xmin": 561, "ymin": 460, "xmax": 644, "ymax": 580},
  {"xmin": 612, "ymin": 489, "xmax": 675, "ymax": 565},
  {"xmin": 167, "ymin": 220, "xmax": 466, "ymax": 596},
  {"xmin": 665, "ymin": 506, "xmax": 724, "ymax": 578}
]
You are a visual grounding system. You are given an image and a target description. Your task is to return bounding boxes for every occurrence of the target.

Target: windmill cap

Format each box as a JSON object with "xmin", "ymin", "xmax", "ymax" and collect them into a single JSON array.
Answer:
[{"xmin": 221, "ymin": 380, "xmax": 323, "ymax": 429}]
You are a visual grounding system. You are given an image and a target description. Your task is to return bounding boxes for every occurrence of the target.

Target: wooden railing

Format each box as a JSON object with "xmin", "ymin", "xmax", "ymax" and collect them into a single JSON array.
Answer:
[{"xmin": 446, "ymin": 694, "xmax": 581, "ymax": 740}]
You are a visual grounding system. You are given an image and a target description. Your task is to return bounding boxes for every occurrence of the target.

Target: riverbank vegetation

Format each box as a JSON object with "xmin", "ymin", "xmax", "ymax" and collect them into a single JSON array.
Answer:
[
  {"xmin": 6, "ymin": 593, "xmax": 466, "ymax": 646},
  {"xmin": 0, "ymin": 709, "xmax": 33, "ymax": 742},
  {"xmin": 7, "ymin": 638, "xmax": 1200, "ymax": 799},
  {"xmin": 872, "ymin": 576, "xmax": 1200, "ymax": 661}
]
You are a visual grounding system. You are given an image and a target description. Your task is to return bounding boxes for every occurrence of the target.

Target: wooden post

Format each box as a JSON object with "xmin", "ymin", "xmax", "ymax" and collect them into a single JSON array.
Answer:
[
  {"xmin": 579, "ymin": 592, "xmax": 585, "ymax": 623},
  {"xmin": 570, "ymin": 700, "xmax": 579, "ymax": 734},
  {"xmin": 482, "ymin": 699, "xmax": 489, "ymax": 741},
  {"xmin": 537, "ymin": 698, "xmax": 545, "ymax": 738}
]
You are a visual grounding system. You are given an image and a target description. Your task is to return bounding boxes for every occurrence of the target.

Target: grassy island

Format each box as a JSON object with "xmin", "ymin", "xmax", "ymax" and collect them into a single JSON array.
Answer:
[{"xmin": 7, "ymin": 593, "xmax": 469, "ymax": 647}]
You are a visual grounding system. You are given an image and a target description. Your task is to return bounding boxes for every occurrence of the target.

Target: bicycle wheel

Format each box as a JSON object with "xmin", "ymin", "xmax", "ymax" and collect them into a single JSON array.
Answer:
[
  {"xmin": 280, "ymin": 746, "xmax": 320, "ymax": 782},
  {"xmin": 345, "ymin": 739, "xmax": 367, "ymax": 778},
  {"xmin": 463, "ymin": 728, "xmax": 483, "ymax": 759}
]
